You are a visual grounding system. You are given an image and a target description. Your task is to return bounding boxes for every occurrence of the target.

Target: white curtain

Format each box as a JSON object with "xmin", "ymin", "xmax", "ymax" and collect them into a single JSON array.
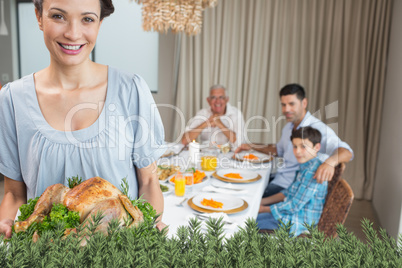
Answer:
[{"xmin": 172, "ymin": 0, "xmax": 392, "ymax": 200}]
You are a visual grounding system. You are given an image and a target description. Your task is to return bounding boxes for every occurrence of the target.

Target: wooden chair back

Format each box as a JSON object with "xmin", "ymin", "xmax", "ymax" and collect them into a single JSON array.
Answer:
[{"xmin": 317, "ymin": 178, "xmax": 354, "ymax": 238}]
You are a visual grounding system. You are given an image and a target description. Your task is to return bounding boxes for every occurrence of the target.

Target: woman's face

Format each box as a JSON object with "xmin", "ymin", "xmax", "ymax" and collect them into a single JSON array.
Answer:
[{"xmin": 35, "ymin": 0, "xmax": 102, "ymax": 67}]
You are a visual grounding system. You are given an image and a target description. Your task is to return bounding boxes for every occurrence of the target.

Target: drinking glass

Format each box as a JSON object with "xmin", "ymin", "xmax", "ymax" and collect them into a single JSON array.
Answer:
[
  {"xmin": 201, "ymin": 148, "xmax": 218, "ymax": 171},
  {"xmin": 174, "ymin": 173, "xmax": 186, "ymax": 196},
  {"xmin": 183, "ymin": 172, "xmax": 194, "ymax": 194}
]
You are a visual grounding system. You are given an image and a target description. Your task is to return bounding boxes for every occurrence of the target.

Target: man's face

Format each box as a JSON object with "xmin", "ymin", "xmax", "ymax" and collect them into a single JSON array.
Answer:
[
  {"xmin": 207, "ymin": 88, "xmax": 228, "ymax": 115},
  {"xmin": 292, "ymin": 138, "xmax": 320, "ymax": 163},
  {"xmin": 280, "ymin": 94, "xmax": 307, "ymax": 124}
]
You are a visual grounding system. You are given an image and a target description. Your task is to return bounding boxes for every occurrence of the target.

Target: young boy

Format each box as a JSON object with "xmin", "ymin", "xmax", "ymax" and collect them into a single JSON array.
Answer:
[{"xmin": 256, "ymin": 126, "xmax": 328, "ymax": 236}]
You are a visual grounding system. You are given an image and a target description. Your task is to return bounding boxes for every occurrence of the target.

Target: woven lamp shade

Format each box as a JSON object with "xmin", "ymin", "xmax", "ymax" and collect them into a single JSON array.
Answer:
[{"xmin": 134, "ymin": 0, "xmax": 218, "ymax": 35}]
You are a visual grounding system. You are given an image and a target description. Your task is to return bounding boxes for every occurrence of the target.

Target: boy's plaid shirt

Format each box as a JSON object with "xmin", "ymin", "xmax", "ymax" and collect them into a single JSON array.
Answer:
[{"xmin": 270, "ymin": 157, "xmax": 328, "ymax": 236}]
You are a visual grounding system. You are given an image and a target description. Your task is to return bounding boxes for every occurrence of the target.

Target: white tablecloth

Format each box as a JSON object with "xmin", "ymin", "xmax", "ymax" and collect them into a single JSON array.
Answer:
[{"xmin": 159, "ymin": 150, "xmax": 272, "ymax": 238}]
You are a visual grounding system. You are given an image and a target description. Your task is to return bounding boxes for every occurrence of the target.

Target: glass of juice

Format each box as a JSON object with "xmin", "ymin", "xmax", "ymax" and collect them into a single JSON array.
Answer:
[
  {"xmin": 183, "ymin": 172, "xmax": 194, "ymax": 193},
  {"xmin": 183, "ymin": 172, "xmax": 194, "ymax": 186},
  {"xmin": 174, "ymin": 172, "xmax": 186, "ymax": 196},
  {"xmin": 201, "ymin": 148, "xmax": 218, "ymax": 171}
]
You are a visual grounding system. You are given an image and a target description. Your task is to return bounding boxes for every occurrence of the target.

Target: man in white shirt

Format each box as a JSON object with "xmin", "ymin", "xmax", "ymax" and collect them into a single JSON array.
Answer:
[
  {"xmin": 181, "ymin": 85, "xmax": 245, "ymax": 148},
  {"xmin": 235, "ymin": 84, "xmax": 353, "ymax": 197}
]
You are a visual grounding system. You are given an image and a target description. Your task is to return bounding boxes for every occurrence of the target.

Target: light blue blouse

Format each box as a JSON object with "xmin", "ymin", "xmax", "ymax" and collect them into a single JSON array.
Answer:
[{"xmin": 0, "ymin": 66, "xmax": 165, "ymax": 200}]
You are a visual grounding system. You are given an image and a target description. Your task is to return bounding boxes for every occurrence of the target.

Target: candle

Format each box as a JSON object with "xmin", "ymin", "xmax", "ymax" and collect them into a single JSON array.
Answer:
[{"xmin": 189, "ymin": 140, "xmax": 201, "ymax": 164}]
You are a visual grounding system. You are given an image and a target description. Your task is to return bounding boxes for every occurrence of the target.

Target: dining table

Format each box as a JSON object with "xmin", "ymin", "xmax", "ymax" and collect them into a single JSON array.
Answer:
[{"xmin": 158, "ymin": 146, "xmax": 273, "ymax": 238}]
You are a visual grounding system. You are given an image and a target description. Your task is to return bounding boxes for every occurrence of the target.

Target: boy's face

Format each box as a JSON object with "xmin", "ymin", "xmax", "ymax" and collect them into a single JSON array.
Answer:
[{"xmin": 292, "ymin": 138, "xmax": 321, "ymax": 163}]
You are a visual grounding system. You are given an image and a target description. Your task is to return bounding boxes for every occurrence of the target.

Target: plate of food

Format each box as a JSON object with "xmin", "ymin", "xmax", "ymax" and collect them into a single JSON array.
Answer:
[
  {"xmin": 232, "ymin": 151, "xmax": 273, "ymax": 163},
  {"xmin": 159, "ymin": 183, "xmax": 173, "ymax": 196},
  {"xmin": 168, "ymin": 170, "xmax": 208, "ymax": 186},
  {"xmin": 191, "ymin": 193, "xmax": 246, "ymax": 212},
  {"xmin": 215, "ymin": 169, "xmax": 260, "ymax": 183},
  {"xmin": 157, "ymin": 164, "xmax": 180, "ymax": 182}
]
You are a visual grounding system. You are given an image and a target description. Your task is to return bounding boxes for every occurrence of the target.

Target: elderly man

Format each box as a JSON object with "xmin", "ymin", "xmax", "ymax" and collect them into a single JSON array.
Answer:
[
  {"xmin": 181, "ymin": 85, "xmax": 245, "ymax": 147},
  {"xmin": 235, "ymin": 84, "xmax": 353, "ymax": 197}
]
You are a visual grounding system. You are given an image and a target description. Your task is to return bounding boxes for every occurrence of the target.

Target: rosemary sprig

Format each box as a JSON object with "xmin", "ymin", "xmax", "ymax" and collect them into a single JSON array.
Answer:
[{"xmin": 68, "ymin": 175, "xmax": 83, "ymax": 189}]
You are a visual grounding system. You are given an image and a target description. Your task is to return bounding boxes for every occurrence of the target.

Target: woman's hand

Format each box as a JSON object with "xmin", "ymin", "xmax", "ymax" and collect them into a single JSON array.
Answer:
[
  {"xmin": 156, "ymin": 221, "xmax": 168, "ymax": 232},
  {"xmin": 0, "ymin": 177, "xmax": 27, "ymax": 239},
  {"xmin": 0, "ymin": 219, "xmax": 14, "ymax": 238}
]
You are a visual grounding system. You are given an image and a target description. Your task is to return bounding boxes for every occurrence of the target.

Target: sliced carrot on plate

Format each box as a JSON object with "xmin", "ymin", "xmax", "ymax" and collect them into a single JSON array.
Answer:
[{"xmin": 201, "ymin": 198, "xmax": 223, "ymax": 209}]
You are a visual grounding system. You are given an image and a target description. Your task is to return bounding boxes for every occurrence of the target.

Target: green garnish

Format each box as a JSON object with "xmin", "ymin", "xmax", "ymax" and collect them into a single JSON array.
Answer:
[
  {"xmin": 185, "ymin": 167, "xmax": 196, "ymax": 173},
  {"xmin": 120, "ymin": 177, "xmax": 130, "ymax": 199},
  {"xmin": 131, "ymin": 194, "xmax": 157, "ymax": 224},
  {"xmin": 40, "ymin": 204, "xmax": 80, "ymax": 232},
  {"xmin": 68, "ymin": 175, "xmax": 83, "ymax": 188},
  {"xmin": 17, "ymin": 200, "xmax": 80, "ymax": 235},
  {"xmin": 160, "ymin": 184, "xmax": 169, "ymax": 192},
  {"xmin": 157, "ymin": 165, "xmax": 169, "ymax": 170},
  {"xmin": 18, "ymin": 197, "xmax": 39, "ymax": 222}
]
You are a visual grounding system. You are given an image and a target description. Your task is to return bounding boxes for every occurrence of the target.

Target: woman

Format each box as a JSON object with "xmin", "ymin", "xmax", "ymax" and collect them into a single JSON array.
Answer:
[{"xmin": 0, "ymin": 0, "xmax": 166, "ymax": 238}]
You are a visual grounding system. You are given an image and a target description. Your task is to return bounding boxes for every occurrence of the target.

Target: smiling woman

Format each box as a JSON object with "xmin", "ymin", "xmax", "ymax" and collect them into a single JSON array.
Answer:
[{"xmin": 0, "ymin": 0, "xmax": 166, "ymax": 238}]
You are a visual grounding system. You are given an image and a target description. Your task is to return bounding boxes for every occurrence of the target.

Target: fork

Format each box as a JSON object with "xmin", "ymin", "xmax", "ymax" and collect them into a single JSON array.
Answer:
[
  {"xmin": 211, "ymin": 182, "xmax": 244, "ymax": 191},
  {"xmin": 193, "ymin": 213, "xmax": 233, "ymax": 225},
  {"xmin": 176, "ymin": 197, "xmax": 188, "ymax": 207}
]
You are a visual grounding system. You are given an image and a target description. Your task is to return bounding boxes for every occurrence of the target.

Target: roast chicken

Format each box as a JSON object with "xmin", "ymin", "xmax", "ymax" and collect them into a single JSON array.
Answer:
[{"xmin": 14, "ymin": 177, "xmax": 144, "ymax": 235}]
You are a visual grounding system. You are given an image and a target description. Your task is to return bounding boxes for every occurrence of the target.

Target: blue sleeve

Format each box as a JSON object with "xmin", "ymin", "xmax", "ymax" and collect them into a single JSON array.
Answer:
[
  {"xmin": 130, "ymin": 75, "xmax": 166, "ymax": 169},
  {"xmin": 0, "ymin": 84, "xmax": 23, "ymax": 181},
  {"xmin": 309, "ymin": 121, "xmax": 354, "ymax": 160}
]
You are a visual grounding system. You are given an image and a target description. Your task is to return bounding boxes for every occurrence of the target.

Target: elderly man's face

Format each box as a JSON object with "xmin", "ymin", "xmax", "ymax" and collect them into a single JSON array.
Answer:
[{"xmin": 207, "ymin": 88, "xmax": 228, "ymax": 115}]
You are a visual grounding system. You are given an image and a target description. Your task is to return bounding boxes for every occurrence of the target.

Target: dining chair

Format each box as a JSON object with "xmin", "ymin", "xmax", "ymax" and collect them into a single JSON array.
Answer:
[
  {"xmin": 314, "ymin": 178, "xmax": 354, "ymax": 238},
  {"xmin": 325, "ymin": 163, "xmax": 345, "ymax": 202}
]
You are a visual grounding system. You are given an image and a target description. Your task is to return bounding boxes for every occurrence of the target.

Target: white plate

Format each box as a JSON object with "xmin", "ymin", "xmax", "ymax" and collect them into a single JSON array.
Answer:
[
  {"xmin": 216, "ymin": 169, "xmax": 259, "ymax": 182},
  {"xmin": 167, "ymin": 172, "xmax": 209, "ymax": 187},
  {"xmin": 233, "ymin": 151, "xmax": 273, "ymax": 163},
  {"xmin": 192, "ymin": 193, "xmax": 244, "ymax": 211},
  {"xmin": 160, "ymin": 143, "xmax": 185, "ymax": 158},
  {"xmin": 160, "ymin": 183, "xmax": 173, "ymax": 196}
]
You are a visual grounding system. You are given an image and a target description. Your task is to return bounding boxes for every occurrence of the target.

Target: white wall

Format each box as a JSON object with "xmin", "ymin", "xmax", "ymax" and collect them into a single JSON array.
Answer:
[
  {"xmin": 151, "ymin": 33, "xmax": 177, "ymax": 142},
  {"xmin": 373, "ymin": 0, "xmax": 402, "ymax": 240}
]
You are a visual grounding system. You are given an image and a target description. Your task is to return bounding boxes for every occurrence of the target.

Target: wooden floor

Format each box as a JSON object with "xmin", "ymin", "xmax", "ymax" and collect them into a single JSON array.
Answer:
[
  {"xmin": 343, "ymin": 199, "xmax": 382, "ymax": 242},
  {"xmin": 0, "ymin": 178, "xmax": 381, "ymax": 242}
]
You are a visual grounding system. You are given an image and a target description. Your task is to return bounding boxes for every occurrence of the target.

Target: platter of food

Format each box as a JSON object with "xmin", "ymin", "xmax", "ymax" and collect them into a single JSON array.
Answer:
[
  {"xmin": 188, "ymin": 193, "xmax": 248, "ymax": 214},
  {"xmin": 232, "ymin": 151, "xmax": 273, "ymax": 164},
  {"xmin": 157, "ymin": 164, "xmax": 180, "ymax": 182},
  {"xmin": 168, "ymin": 170, "xmax": 208, "ymax": 186},
  {"xmin": 13, "ymin": 177, "xmax": 148, "ymax": 243},
  {"xmin": 213, "ymin": 169, "xmax": 262, "ymax": 183},
  {"xmin": 159, "ymin": 183, "xmax": 173, "ymax": 196}
]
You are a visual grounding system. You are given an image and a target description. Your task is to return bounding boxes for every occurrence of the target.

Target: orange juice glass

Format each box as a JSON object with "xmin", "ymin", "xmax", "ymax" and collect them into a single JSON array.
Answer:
[
  {"xmin": 201, "ymin": 149, "xmax": 218, "ymax": 171},
  {"xmin": 183, "ymin": 172, "xmax": 194, "ymax": 186},
  {"xmin": 174, "ymin": 173, "xmax": 186, "ymax": 196}
]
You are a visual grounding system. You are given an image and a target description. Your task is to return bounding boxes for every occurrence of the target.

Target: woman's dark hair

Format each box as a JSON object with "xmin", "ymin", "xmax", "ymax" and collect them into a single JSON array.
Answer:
[
  {"xmin": 279, "ymin": 83, "xmax": 305, "ymax": 101},
  {"xmin": 33, "ymin": 0, "xmax": 115, "ymax": 20},
  {"xmin": 290, "ymin": 126, "xmax": 322, "ymax": 146}
]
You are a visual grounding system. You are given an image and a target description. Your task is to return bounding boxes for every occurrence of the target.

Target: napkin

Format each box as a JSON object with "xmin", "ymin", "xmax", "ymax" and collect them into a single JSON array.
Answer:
[{"xmin": 202, "ymin": 185, "xmax": 248, "ymax": 195}]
